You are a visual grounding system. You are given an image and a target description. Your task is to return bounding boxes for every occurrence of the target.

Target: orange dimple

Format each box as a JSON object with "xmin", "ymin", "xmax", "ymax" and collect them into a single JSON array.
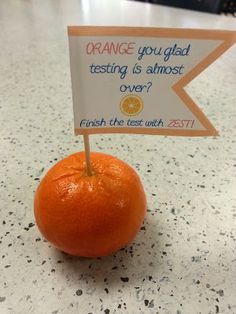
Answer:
[{"xmin": 34, "ymin": 152, "xmax": 146, "ymax": 257}]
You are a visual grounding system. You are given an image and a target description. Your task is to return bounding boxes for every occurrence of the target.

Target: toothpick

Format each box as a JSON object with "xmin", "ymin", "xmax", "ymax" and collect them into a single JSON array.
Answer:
[{"xmin": 83, "ymin": 134, "xmax": 92, "ymax": 176}]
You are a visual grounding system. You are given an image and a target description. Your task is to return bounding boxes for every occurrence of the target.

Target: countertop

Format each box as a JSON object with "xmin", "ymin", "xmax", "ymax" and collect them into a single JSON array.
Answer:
[{"xmin": 0, "ymin": 1, "xmax": 236, "ymax": 313}]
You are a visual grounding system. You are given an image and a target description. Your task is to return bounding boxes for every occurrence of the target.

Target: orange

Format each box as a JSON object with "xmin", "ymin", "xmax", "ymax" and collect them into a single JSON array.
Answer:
[
  {"xmin": 34, "ymin": 152, "xmax": 146, "ymax": 257},
  {"xmin": 120, "ymin": 94, "xmax": 143, "ymax": 116}
]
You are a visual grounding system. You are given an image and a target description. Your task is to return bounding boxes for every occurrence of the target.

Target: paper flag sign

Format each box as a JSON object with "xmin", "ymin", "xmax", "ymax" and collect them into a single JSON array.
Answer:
[{"xmin": 68, "ymin": 26, "xmax": 236, "ymax": 136}]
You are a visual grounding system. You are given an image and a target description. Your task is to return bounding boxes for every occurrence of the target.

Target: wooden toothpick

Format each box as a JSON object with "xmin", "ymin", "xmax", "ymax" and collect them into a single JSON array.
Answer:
[{"xmin": 83, "ymin": 134, "xmax": 92, "ymax": 176}]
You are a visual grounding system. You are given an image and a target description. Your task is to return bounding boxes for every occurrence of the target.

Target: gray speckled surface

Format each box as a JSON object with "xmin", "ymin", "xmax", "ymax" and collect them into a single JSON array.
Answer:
[{"xmin": 0, "ymin": 1, "xmax": 236, "ymax": 313}]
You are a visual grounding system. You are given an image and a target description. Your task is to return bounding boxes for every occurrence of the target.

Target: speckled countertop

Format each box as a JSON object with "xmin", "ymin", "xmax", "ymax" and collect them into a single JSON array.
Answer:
[{"xmin": 0, "ymin": 1, "xmax": 236, "ymax": 314}]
